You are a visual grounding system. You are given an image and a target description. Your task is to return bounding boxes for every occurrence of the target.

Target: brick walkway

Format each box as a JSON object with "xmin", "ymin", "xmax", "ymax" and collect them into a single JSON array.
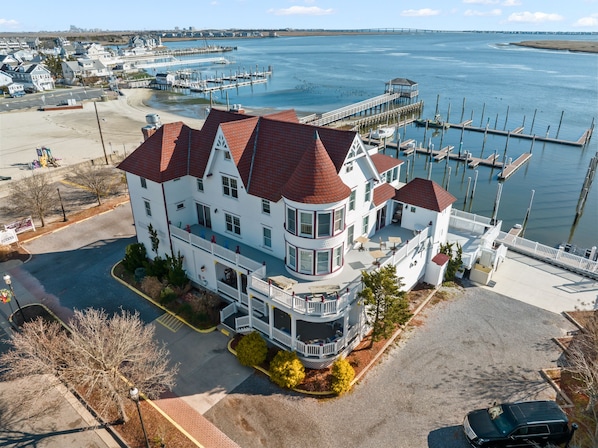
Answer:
[{"xmin": 154, "ymin": 393, "xmax": 240, "ymax": 448}]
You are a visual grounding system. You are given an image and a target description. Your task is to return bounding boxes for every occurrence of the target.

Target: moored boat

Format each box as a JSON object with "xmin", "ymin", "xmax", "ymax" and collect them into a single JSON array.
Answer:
[
  {"xmin": 415, "ymin": 113, "xmax": 450, "ymax": 129},
  {"xmin": 370, "ymin": 126, "xmax": 395, "ymax": 139}
]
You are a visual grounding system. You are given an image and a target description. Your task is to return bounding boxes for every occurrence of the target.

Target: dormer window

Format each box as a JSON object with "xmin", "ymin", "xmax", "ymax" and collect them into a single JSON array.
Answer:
[
  {"xmin": 140, "ymin": 177, "xmax": 147, "ymax": 189},
  {"xmin": 224, "ymin": 151, "xmax": 231, "ymax": 160}
]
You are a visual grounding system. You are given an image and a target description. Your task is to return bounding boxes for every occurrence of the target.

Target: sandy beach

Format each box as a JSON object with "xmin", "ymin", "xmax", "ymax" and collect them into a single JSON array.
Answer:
[{"xmin": 0, "ymin": 89, "xmax": 206, "ymax": 185}]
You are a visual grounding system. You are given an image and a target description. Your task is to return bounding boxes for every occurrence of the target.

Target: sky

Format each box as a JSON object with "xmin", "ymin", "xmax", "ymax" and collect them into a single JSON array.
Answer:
[{"xmin": 1, "ymin": 0, "xmax": 597, "ymax": 33}]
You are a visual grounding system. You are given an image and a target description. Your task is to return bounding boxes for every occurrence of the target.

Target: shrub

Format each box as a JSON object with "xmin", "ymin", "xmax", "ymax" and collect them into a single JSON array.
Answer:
[
  {"xmin": 236, "ymin": 331, "xmax": 268, "ymax": 367},
  {"xmin": 144, "ymin": 256, "xmax": 169, "ymax": 279},
  {"xmin": 166, "ymin": 252, "xmax": 188, "ymax": 287},
  {"xmin": 159, "ymin": 286, "xmax": 178, "ymax": 305},
  {"xmin": 140, "ymin": 276, "xmax": 163, "ymax": 300},
  {"xmin": 122, "ymin": 243, "xmax": 147, "ymax": 273},
  {"xmin": 330, "ymin": 359, "xmax": 355, "ymax": 395},
  {"xmin": 269, "ymin": 351, "xmax": 305, "ymax": 389}
]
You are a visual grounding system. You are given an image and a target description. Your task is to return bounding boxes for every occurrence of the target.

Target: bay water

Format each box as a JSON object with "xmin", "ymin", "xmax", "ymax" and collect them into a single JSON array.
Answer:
[{"xmin": 147, "ymin": 33, "xmax": 597, "ymax": 250}]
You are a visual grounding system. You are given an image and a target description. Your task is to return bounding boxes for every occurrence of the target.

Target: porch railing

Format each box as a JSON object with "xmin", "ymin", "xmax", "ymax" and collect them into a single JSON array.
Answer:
[
  {"xmin": 170, "ymin": 225, "xmax": 263, "ymax": 272},
  {"xmin": 496, "ymin": 231, "xmax": 598, "ymax": 280},
  {"xmin": 250, "ymin": 276, "xmax": 351, "ymax": 317}
]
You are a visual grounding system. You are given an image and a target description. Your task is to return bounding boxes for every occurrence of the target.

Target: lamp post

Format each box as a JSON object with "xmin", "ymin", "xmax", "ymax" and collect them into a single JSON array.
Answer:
[
  {"xmin": 3, "ymin": 274, "xmax": 26, "ymax": 327},
  {"xmin": 57, "ymin": 188, "xmax": 68, "ymax": 222},
  {"xmin": 129, "ymin": 387, "xmax": 150, "ymax": 448}
]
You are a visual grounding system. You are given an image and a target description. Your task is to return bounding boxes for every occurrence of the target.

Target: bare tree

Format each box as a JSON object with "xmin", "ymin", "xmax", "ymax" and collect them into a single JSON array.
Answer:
[
  {"xmin": 565, "ymin": 312, "xmax": 598, "ymax": 445},
  {"xmin": 0, "ymin": 308, "xmax": 178, "ymax": 423},
  {"xmin": 69, "ymin": 163, "xmax": 119, "ymax": 206},
  {"xmin": 9, "ymin": 171, "xmax": 54, "ymax": 227}
]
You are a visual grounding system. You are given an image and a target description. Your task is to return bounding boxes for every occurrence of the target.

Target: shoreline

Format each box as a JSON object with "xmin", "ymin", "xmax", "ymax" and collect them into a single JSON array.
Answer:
[
  {"xmin": 0, "ymin": 89, "xmax": 205, "ymax": 185},
  {"xmin": 510, "ymin": 40, "xmax": 598, "ymax": 54}
]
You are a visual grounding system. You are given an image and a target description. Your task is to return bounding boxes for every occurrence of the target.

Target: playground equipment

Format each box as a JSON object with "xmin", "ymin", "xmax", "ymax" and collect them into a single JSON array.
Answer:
[{"xmin": 30, "ymin": 146, "xmax": 60, "ymax": 169}]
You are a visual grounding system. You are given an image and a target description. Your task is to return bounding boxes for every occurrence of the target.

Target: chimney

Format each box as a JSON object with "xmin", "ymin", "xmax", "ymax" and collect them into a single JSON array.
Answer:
[{"xmin": 142, "ymin": 125, "xmax": 157, "ymax": 141}]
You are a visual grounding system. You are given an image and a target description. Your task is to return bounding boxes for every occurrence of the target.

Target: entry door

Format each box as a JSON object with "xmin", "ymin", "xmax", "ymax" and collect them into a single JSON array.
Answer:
[
  {"xmin": 196, "ymin": 203, "xmax": 212, "ymax": 228},
  {"xmin": 376, "ymin": 206, "xmax": 387, "ymax": 231}
]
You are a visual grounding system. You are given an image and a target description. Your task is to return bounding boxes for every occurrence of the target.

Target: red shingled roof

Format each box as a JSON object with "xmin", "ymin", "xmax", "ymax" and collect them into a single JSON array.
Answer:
[
  {"xmin": 119, "ymin": 109, "xmax": 358, "ymax": 204},
  {"xmin": 432, "ymin": 252, "xmax": 450, "ymax": 266},
  {"xmin": 373, "ymin": 183, "xmax": 397, "ymax": 206},
  {"xmin": 117, "ymin": 122, "xmax": 193, "ymax": 183},
  {"xmin": 371, "ymin": 153, "xmax": 403, "ymax": 174},
  {"xmin": 281, "ymin": 131, "xmax": 351, "ymax": 204},
  {"xmin": 393, "ymin": 178, "xmax": 456, "ymax": 212}
]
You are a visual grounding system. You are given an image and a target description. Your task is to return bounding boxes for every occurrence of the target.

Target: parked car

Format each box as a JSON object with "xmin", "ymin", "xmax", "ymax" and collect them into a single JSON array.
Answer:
[{"xmin": 463, "ymin": 400, "xmax": 577, "ymax": 447}]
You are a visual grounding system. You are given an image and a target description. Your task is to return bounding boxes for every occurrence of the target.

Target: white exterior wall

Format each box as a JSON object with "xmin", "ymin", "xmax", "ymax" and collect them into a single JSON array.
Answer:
[{"xmin": 126, "ymin": 172, "xmax": 170, "ymax": 258}]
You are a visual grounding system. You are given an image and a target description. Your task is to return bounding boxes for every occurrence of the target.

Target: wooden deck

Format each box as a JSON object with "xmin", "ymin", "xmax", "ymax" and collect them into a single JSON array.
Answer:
[{"xmin": 498, "ymin": 153, "xmax": 533, "ymax": 180}]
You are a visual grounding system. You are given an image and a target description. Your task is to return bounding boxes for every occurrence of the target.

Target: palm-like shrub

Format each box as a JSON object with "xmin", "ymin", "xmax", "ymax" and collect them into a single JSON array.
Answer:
[
  {"xmin": 270, "ymin": 351, "xmax": 305, "ymax": 389},
  {"xmin": 330, "ymin": 359, "xmax": 355, "ymax": 395},
  {"xmin": 236, "ymin": 331, "xmax": 268, "ymax": 367}
]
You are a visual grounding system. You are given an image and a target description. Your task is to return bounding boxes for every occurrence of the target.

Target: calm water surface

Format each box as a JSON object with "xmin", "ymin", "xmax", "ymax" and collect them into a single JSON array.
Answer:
[{"xmin": 147, "ymin": 33, "xmax": 597, "ymax": 249}]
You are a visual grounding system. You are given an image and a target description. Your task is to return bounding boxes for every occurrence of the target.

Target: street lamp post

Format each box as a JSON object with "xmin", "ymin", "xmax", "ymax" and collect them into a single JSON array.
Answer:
[
  {"xmin": 3, "ymin": 274, "xmax": 26, "ymax": 327},
  {"xmin": 129, "ymin": 387, "xmax": 150, "ymax": 448},
  {"xmin": 57, "ymin": 188, "xmax": 68, "ymax": 222}
]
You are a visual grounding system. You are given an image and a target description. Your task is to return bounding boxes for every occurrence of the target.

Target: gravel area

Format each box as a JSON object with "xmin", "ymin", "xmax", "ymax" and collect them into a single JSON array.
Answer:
[{"xmin": 204, "ymin": 284, "xmax": 576, "ymax": 448}]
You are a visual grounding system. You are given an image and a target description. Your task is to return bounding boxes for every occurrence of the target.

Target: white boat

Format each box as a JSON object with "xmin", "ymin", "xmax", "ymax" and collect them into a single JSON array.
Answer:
[{"xmin": 370, "ymin": 127, "xmax": 395, "ymax": 140}]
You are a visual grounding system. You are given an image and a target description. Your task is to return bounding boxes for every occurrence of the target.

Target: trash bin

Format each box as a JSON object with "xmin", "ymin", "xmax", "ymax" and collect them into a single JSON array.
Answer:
[{"xmin": 134, "ymin": 267, "xmax": 146, "ymax": 283}]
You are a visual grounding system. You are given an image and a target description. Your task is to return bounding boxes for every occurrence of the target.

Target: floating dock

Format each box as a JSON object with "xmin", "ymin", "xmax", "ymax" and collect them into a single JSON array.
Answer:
[{"xmin": 498, "ymin": 153, "xmax": 533, "ymax": 180}]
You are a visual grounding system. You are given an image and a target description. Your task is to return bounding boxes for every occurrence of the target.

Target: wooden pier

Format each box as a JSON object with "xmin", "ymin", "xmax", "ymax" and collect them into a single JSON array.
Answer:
[
  {"xmin": 498, "ymin": 153, "xmax": 533, "ymax": 180},
  {"xmin": 155, "ymin": 67, "xmax": 272, "ymax": 94},
  {"xmin": 300, "ymin": 94, "xmax": 423, "ymax": 131},
  {"xmin": 448, "ymin": 121, "xmax": 592, "ymax": 147}
]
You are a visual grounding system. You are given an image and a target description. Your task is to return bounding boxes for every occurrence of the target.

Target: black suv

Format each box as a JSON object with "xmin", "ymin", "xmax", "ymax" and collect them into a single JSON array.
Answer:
[{"xmin": 463, "ymin": 400, "xmax": 577, "ymax": 447}]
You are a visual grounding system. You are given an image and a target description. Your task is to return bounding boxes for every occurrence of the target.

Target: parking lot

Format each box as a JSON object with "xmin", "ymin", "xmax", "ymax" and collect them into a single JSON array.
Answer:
[{"xmin": 205, "ymin": 286, "xmax": 577, "ymax": 448}]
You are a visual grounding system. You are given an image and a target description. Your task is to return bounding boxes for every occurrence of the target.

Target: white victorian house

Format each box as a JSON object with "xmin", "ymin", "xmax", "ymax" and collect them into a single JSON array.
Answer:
[{"xmin": 119, "ymin": 108, "xmax": 461, "ymax": 368}]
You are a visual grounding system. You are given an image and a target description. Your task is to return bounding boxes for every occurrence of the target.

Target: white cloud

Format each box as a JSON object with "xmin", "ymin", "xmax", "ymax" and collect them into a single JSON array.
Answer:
[
  {"xmin": 465, "ymin": 8, "xmax": 502, "ymax": 16},
  {"xmin": 508, "ymin": 11, "xmax": 564, "ymax": 23},
  {"xmin": 268, "ymin": 6, "xmax": 333, "ymax": 16},
  {"xmin": 574, "ymin": 14, "xmax": 598, "ymax": 27},
  {"xmin": 401, "ymin": 8, "xmax": 441, "ymax": 17},
  {"xmin": 463, "ymin": 0, "xmax": 498, "ymax": 4},
  {"xmin": 0, "ymin": 18, "xmax": 19, "ymax": 29},
  {"xmin": 501, "ymin": 0, "xmax": 521, "ymax": 6}
]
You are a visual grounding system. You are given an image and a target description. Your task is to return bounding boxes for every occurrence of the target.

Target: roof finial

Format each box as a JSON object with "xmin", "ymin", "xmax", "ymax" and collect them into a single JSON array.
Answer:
[{"xmin": 314, "ymin": 129, "xmax": 320, "ymax": 141}]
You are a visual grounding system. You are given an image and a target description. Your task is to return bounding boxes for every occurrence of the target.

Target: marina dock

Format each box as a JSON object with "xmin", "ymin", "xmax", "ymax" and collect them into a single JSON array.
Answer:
[
  {"xmin": 498, "ymin": 153, "xmax": 533, "ymax": 180},
  {"xmin": 448, "ymin": 121, "xmax": 593, "ymax": 148}
]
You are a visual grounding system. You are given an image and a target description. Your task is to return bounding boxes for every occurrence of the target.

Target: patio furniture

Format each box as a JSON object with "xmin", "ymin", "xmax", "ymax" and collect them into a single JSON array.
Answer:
[
  {"xmin": 388, "ymin": 236, "xmax": 402, "ymax": 250},
  {"xmin": 268, "ymin": 275, "xmax": 298, "ymax": 291},
  {"xmin": 355, "ymin": 235, "xmax": 369, "ymax": 251},
  {"xmin": 369, "ymin": 249, "xmax": 386, "ymax": 265}
]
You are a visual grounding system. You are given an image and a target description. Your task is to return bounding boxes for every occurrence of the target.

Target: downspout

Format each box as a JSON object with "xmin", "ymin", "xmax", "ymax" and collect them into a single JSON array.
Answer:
[
  {"xmin": 162, "ymin": 183, "xmax": 174, "ymax": 257},
  {"xmin": 246, "ymin": 119, "xmax": 260, "ymax": 191}
]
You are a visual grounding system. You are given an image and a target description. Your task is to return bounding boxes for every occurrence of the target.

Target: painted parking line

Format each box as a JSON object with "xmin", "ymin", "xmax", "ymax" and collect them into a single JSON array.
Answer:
[{"xmin": 156, "ymin": 313, "xmax": 184, "ymax": 332}]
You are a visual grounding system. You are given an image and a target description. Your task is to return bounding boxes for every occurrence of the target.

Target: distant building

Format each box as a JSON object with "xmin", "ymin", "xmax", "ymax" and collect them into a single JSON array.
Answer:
[{"xmin": 62, "ymin": 58, "xmax": 112, "ymax": 85}]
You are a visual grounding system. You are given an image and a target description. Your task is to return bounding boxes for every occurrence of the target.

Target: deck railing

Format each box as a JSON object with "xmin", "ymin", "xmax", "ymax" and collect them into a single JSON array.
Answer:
[
  {"xmin": 170, "ymin": 224, "xmax": 263, "ymax": 272},
  {"xmin": 249, "ymin": 276, "xmax": 351, "ymax": 317},
  {"xmin": 496, "ymin": 231, "xmax": 598, "ymax": 279}
]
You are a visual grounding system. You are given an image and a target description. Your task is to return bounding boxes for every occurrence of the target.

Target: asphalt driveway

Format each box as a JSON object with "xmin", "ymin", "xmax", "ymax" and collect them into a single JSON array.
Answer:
[{"xmin": 204, "ymin": 285, "xmax": 577, "ymax": 448}]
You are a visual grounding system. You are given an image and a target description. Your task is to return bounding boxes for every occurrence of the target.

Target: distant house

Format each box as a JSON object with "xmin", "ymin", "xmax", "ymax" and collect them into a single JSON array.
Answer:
[
  {"xmin": 4, "ymin": 63, "xmax": 54, "ymax": 92},
  {"xmin": 0, "ymin": 71, "xmax": 24, "ymax": 96},
  {"xmin": 62, "ymin": 58, "xmax": 112, "ymax": 85},
  {"xmin": 118, "ymin": 108, "xmax": 469, "ymax": 369}
]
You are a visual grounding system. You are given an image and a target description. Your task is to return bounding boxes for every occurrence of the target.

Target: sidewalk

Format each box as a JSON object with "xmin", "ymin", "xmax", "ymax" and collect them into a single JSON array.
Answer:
[
  {"xmin": 481, "ymin": 251, "xmax": 598, "ymax": 314},
  {"xmin": 0, "ymin": 376, "xmax": 123, "ymax": 448}
]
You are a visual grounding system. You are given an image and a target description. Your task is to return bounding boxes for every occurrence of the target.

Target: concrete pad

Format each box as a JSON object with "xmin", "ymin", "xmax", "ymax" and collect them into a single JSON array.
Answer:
[
  {"xmin": 481, "ymin": 252, "xmax": 598, "ymax": 314},
  {"xmin": 153, "ymin": 320, "xmax": 253, "ymax": 415}
]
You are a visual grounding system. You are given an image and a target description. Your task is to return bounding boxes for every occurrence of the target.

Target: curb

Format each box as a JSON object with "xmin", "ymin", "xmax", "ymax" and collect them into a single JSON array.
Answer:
[
  {"xmin": 226, "ymin": 338, "xmax": 334, "ymax": 397},
  {"xmin": 17, "ymin": 199, "xmax": 132, "ymax": 244},
  {"xmin": 540, "ymin": 368, "xmax": 575, "ymax": 408},
  {"xmin": 351, "ymin": 286, "xmax": 439, "ymax": 386}
]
